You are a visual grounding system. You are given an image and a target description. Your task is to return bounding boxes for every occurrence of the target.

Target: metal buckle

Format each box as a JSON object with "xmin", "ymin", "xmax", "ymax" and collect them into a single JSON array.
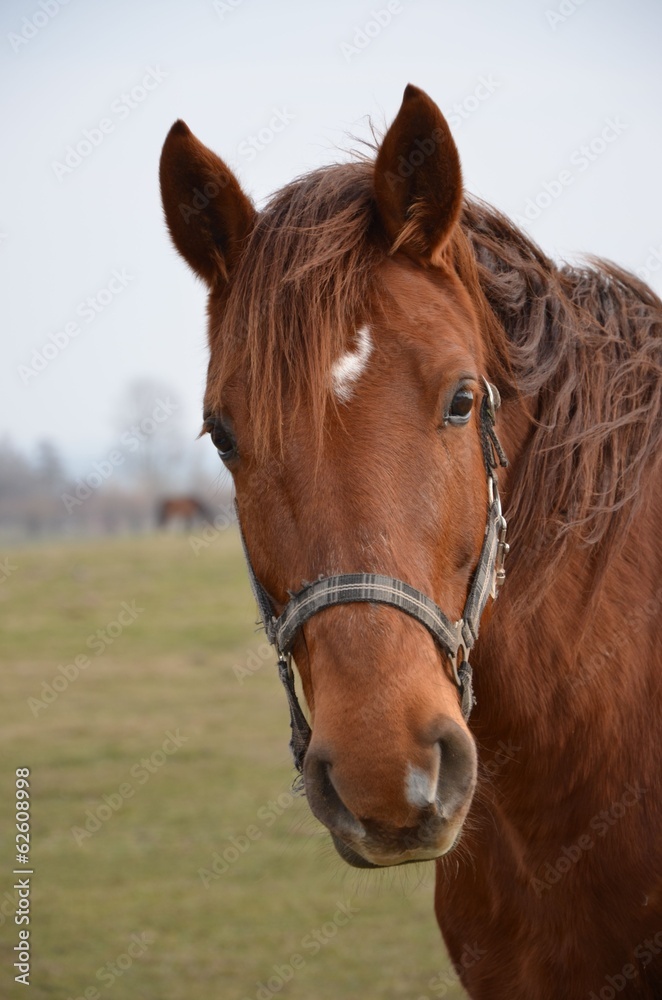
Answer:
[
  {"xmin": 449, "ymin": 627, "xmax": 469, "ymax": 689},
  {"xmin": 487, "ymin": 475, "xmax": 504, "ymax": 518},
  {"xmin": 481, "ymin": 377, "xmax": 500, "ymax": 423},
  {"xmin": 493, "ymin": 515, "xmax": 509, "ymax": 595},
  {"xmin": 277, "ymin": 650, "xmax": 293, "ymax": 682}
]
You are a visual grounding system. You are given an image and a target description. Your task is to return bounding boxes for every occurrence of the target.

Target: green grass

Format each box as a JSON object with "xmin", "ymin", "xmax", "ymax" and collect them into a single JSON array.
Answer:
[{"xmin": 0, "ymin": 530, "xmax": 466, "ymax": 1000}]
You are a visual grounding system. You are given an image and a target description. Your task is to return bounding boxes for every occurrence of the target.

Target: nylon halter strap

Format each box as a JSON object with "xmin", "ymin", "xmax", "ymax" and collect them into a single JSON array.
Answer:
[{"xmin": 236, "ymin": 379, "xmax": 509, "ymax": 775}]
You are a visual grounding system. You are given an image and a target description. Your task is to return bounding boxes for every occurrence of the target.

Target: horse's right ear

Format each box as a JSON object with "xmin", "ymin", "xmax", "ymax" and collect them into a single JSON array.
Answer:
[{"xmin": 159, "ymin": 120, "xmax": 256, "ymax": 287}]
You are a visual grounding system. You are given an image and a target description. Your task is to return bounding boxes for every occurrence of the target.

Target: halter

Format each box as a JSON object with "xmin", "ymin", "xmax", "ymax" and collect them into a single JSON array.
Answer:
[{"xmin": 236, "ymin": 379, "xmax": 509, "ymax": 775}]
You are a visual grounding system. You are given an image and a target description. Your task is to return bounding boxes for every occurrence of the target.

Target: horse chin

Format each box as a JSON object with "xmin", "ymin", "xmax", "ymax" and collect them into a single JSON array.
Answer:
[
  {"xmin": 331, "ymin": 834, "xmax": 383, "ymax": 868},
  {"xmin": 330, "ymin": 831, "xmax": 460, "ymax": 869}
]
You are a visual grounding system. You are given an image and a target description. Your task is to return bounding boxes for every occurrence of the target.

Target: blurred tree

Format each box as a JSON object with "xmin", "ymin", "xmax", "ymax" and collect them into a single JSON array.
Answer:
[
  {"xmin": 113, "ymin": 379, "xmax": 185, "ymax": 498},
  {"xmin": 0, "ymin": 436, "xmax": 35, "ymax": 504},
  {"xmin": 35, "ymin": 439, "xmax": 66, "ymax": 491},
  {"xmin": 0, "ymin": 437, "xmax": 68, "ymax": 537}
]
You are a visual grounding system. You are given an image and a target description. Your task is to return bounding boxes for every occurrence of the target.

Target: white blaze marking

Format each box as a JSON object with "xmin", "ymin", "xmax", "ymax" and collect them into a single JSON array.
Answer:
[
  {"xmin": 331, "ymin": 324, "xmax": 373, "ymax": 402},
  {"xmin": 405, "ymin": 762, "xmax": 439, "ymax": 809}
]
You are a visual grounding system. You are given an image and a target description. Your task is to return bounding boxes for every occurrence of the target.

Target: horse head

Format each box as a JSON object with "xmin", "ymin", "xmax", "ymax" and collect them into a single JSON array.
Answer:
[{"xmin": 160, "ymin": 85, "xmax": 505, "ymax": 868}]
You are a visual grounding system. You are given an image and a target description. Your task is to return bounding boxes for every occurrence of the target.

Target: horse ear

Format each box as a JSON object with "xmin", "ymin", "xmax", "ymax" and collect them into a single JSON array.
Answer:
[
  {"xmin": 159, "ymin": 120, "xmax": 256, "ymax": 287},
  {"xmin": 374, "ymin": 85, "xmax": 463, "ymax": 265}
]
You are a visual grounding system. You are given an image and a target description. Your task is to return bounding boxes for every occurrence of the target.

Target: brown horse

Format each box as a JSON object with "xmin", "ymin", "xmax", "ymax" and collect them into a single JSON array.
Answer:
[
  {"xmin": 159, "ymin": 86, "xmax": 662, "ymax": 997},
  {"xmin": 157, "ymin": 496, "xmax": 212, "ymax": 530}
]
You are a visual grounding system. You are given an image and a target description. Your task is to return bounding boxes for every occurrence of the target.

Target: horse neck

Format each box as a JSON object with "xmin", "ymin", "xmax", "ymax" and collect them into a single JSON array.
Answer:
[{"xmin": 471, "ymin": 390, "xmax": 662, "ymax": 804}]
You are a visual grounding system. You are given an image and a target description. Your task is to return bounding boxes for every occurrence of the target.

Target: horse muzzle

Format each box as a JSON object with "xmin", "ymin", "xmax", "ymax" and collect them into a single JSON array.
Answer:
[{"xmin": 303, "ymin": 716, "xmax": 477, "ymax": 868}]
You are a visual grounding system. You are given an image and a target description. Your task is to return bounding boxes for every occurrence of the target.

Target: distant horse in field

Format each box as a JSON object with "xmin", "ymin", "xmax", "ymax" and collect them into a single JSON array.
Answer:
[
  {"xmin": 159, "ymin": 86, "xmax": 662, "ymax": 997},
  {"xmin": 156, "ymin": 496, "xmax": 212, "ymax": 530}
]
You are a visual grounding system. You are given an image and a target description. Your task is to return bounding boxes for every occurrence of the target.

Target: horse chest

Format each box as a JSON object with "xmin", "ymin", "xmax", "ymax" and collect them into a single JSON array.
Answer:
[{"xmin": 435, "ymin": 810, "xmax": 662, "ymax": 999}]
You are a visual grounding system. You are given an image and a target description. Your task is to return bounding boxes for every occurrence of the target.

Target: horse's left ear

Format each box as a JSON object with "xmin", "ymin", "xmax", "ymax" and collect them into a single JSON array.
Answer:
[{"xmin": 374, "ymin": 85, "xmax": 463, "ymax": 266}]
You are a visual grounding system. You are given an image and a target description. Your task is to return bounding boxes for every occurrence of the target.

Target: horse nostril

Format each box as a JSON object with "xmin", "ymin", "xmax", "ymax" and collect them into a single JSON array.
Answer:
[
  {"xmin": 303, "ymin": 751, "xmax": 365, "ymax": 842},
  {"xmin": 434, "ymin": 717, "xmax": 478, "ymax": 819}
]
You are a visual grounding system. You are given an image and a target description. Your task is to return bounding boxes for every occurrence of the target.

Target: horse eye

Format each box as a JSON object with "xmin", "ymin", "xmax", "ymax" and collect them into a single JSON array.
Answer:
[
  {"xmin": 207, "ymin": 420, "xmax": 237, "ymax": 461},
  {"xmin": 447, "ymin": 387, "xmax": 474, "ymax": 425}
]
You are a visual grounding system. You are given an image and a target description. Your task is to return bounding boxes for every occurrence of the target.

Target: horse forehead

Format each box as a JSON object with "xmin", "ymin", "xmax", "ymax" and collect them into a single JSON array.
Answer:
[
  {"xmin": 330, "ymin": 288, "xmax": 478, "ymax": 401},
  {"xmin": 377, "ymin": 257, "xmax": 483, "ymax": 354}
]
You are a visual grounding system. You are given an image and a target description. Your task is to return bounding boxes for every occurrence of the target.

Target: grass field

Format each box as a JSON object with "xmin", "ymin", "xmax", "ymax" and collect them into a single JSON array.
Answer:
[{"xmin": 1, "ymin": 528, "xmax": 467, "ymax": 1000}]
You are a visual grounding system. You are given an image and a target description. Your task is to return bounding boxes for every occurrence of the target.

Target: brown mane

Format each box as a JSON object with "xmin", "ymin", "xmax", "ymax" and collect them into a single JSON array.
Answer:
[
  {"xmin": 213, "ymin": 158, "xmax": 662, "ymax": 606},
  {"xmin": 213, "ymin": 161, "xmax": 383, "ymax": 455},
  {"xmin": 459, "ymin": 199, "xmax": 662, "ymax": 598}
]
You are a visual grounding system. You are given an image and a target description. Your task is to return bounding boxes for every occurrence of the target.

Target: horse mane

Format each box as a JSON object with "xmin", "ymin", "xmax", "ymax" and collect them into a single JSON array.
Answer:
[
  {"xmin": 458, "ymin": 199, "xmax": 662, "ymax": 596},
  {"xmin": 215, "ymin": 160, "xmax": 384, "ymax": 455},
  {"xmin": 214, "ymin": 158, "xmax": 662, "ymax": 599}
]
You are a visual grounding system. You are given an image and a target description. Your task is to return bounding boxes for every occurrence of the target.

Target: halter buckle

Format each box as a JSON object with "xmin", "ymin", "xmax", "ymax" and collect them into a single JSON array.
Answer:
[
  {"xmin": 449, "ymin": 630, "xmax": 469, "ymax": 689},
  {"xmin": 493, "ymin": 515, "xmax": 509, "ymax": 596},
  {"xmin": 482, "ymin": 377, "xmax": 501, "ymax": 423},
  {"xmin": 449, "ymin": 636, "xmax": 475, "ymax": 720}
]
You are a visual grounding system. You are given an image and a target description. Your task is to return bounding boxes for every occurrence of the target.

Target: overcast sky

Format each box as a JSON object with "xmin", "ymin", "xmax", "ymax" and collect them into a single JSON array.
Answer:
[{"xmin": 2, "ymin": 0, "xmax": 661, "ymax": 475}]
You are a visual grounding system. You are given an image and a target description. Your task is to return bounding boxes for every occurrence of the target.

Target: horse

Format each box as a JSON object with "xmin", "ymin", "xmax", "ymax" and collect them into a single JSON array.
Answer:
[
  {"xmin": 159, "ymin": 85, "xmax": 662, "ymax": 997},
  {"xmin": 156, "ymin": 496, "xmax": 212, "ymax": 530}
]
